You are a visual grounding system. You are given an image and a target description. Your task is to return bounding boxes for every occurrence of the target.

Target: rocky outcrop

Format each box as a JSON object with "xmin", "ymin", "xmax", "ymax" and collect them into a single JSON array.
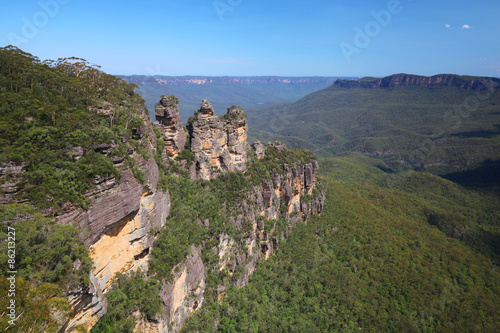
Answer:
[
  {"xmin": 251, "ymin": 141, "xmax": 266, "ymax": 159},
  {"xmin": 0, "ymin": 161, "xmax": 29, "ymax": 205},
  {"xmin": 155, "ymin": 95, "xmax": 187, "ymax": 158},
  {"xmin": 335, "ymin": 74, "xmax": 500, "ymax": 90},
  {"xmin": 89, "ymin": 189, "xmax": 169, "ymax": 292},
  {"xmin": 186, "ymin": 100, "xmax": 228, "ymax": 180},
  {"xmin": 61, "ymin": 272, "xmax": 106, "ymax": 332},
  {"xmin": 186, "ymin": 100, "xmax": 249, "ymax": 180},
  {"xmin": 201, "ymin": 143, "xmax": 325, "ymax": 295},
  {"xmin": 261, "ymin": 160, "xmax": 321, "ymax": 220},
  {"xmin": 58, "ymin": 95, "xmax": 324, "ymax": 333},
  {"xmin": 224, "ymin": 105, "xmax": 249, "ymax": 172},
  {"xmin": 135, "ymin": 138, "xmax": 324, "ymax": 332}
]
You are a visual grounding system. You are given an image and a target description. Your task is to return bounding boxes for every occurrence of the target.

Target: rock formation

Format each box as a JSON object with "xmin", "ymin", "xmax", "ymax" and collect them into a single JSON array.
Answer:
[
  {"xmin": 146, "ymin": 99, "xmax": 324, "ymax": 332},
  {"xmin": 224, "ymin": 105, "xmax": 249, "ymax": 172},
  {"xmin": 51, "ymin": 96, "xmax": 323, "ymax": 333},
  {"xmin": 335, "ymin": 74, "xmax": 500, "ymax": 90},
  {"xmin": 251, "ymin": 141, "xmax": 266, "ymax": 159},
  {"xmin": 155, "ymin": 141, "xmax": 325, "ymax": 331},
  {"xmin": 186, "ymin": 100, "xmax": 229, "ymax": 180},
  {"xmin": 186, "ymin": 100, "xmax": 249, "ymax": 180},
  {"xmin": 155, "ymin": 95, "xmax": 187, "ymax": 158},
  {"xmin": 0, "ymin": 161, "xmax": 29, "ymax": 205}
]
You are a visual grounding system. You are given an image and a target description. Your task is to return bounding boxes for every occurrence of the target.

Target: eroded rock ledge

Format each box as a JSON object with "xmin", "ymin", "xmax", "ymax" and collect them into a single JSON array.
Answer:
[
  {"xmin": 155, "ymin": 95, "xmax": 187, "ymax": 159},
  {"xmin": 151, "ymin": 141, "xmax": 324, "ymax": 332}
]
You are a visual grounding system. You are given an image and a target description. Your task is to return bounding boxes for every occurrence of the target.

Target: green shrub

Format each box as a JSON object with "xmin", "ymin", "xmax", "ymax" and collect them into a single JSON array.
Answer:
[{"xmin": 0, "ymin": 204, "xmax": 92, "ymax": 289}]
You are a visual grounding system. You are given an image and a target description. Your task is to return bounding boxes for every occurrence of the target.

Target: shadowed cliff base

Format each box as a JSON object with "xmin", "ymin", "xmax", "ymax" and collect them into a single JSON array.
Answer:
[{"xmin": 443, "ymin": 159, "xmax": 500, "ymax": 195}]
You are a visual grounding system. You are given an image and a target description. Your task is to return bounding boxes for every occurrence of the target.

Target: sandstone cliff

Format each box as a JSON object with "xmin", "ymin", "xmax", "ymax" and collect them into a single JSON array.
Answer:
[
  {"xmin": 335, "ymin": 74, "xmax": 500, "ymax": 90},
  {"xmin": 158, "ymin": 246, "xmax": 206, "ymax": 332},
  {"xmin": 57, "ymin": 103, "xmax": 171, "ymax": 332},
  {"xmin": 186, "ymin": 100, "xmax": 249, "ymax": 180},
  {"xmin": 149, "ymin": 140, "xmax": 325, "ymax": 332},
  {"xmin": 0, "ymin": 162, "xmax": 30, "ymax": 205},
  {"xmin": 155, "ymin": 95, "xmax": 187, "ymax": 159},
  {"xmin": 48, "ymin": 96, "xmax": 323, "ymax": 333},
  {"xmin": 103, "ymin": 98, "xmax": 324, "ymax": 333}
]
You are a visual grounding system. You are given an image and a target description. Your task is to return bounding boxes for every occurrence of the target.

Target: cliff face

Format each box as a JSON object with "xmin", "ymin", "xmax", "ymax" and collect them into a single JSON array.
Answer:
[
  {"xmin": 155, "ymin": 95, "xmax": 187, "ymax": 159},
  {"xmin": 186, "ymin": 100, "xmax": 249, "ymax": 180},
  {"xmin": 53, "ymin": 96, "xmax": 323, "ymax": 333},
  {"xmin": 158, "ymin": 246, "xmax": 206, "ymax": 332},
  {"xmin": 57, "ymin": 104, "xmax": 171, "ymax": 332},
  {"xmin": 225, "ymin": 105, "xmax": 249, "ymax": 172},
  {"xmin": 136, "ymin": 99, "xmax": 325, "ymax": 333},
  {"xmin": 0, "ymin": 162, "xmax": 29, "ymax": 205},
  {"xmin": 154, "ymin": 143, "xmax": 324, "ymax": 332},
  {"xmin": 335, "ymin": 74, "xmax": 500, "ymax": 90}
]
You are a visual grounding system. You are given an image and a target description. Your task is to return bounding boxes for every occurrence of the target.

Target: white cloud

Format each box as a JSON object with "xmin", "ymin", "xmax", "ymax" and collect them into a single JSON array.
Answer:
[
  {"xmin": 445, "ymin": 24, "xmax": 451, "ymax": 29},
  {"xmin": 462, "ymin": 24, "xmax": 471, "ymax": 29}
]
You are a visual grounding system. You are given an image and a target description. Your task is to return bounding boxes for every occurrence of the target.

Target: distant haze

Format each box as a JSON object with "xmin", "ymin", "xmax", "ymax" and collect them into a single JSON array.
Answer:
[{"xmin": 118, "ymin": 75, "xmax": 354, "ymax": 121}]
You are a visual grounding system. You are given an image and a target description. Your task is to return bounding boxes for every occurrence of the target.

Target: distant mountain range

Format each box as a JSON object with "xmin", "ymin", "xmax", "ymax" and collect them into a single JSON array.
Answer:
[
  {"xmin": 248, "ymin": 73, "xmax": 500, "ymax": 181},
  {"xmin": 336, "ymin": 73, "xmax": 500, "ymax": 90},
  {"xmin": 117, "ymin": 75, "xmax": 354, "ymax": 120},
  {"xmin": 121, "ymin": 76, "xmax": 342, "ymax": 86}
]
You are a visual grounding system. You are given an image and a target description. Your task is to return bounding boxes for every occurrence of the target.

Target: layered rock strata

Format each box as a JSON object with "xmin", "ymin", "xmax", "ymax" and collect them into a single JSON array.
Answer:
[
  {"xmin": 251, "ymin": 141, "xmax": 266, "ymax": 159},
  {"xmin": 186, "ymin": 100, "xmax": 249, "ymax": 180},
  {"xmin": 57, "ymin": 104, "xmax": 171, "ymax": 332},
  {"xmin": 0, "ymin": 161, "xmax": 29, "ymax": 205},
  {"xmin": 335, "ymin": 73, "xmax": 500, "ymax": 90},
  {"xmin": 186, "ymin": 100, "xmax": 229, "ymax": 180},
  {"xmin": 225, "ymin": 105, "xmax": 249, "ymax": 172},
  {"xmin": 159, "ymin": 246, "xmax": 206, "ymax": 332},
  {"xmin": 155, "ymin": 95, "xmax": 187, "ymax": 158},
  {"xmin": 56, "ymin": 97, "xmax": 324, "ymax": 333},
  {"xmin": 217, "ymin": 146, "xmax": 325, "ymax": 286},
  {"xmin": 156, "ymin": 151, "xmax": 324, "ymax": 332}
]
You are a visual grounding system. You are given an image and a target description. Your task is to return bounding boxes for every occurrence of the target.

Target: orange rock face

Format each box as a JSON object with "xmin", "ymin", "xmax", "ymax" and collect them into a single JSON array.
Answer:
[
  {"xmin": 155, "ymin": 95, "xmax": 187, "ymax": 159},
  {"xmin": 187, "ymin": 100, "xmax": 249, "ymax": 180}
]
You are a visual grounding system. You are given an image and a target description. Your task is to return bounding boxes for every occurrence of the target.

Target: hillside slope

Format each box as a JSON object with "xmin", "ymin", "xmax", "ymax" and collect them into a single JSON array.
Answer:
[
  {"xmin": 249, "ymin": 74, "xmax": 500, "ymax": 178},
  {"xmin": 184, "ymin": 155, "xmax": 500, "ymax": 332}
]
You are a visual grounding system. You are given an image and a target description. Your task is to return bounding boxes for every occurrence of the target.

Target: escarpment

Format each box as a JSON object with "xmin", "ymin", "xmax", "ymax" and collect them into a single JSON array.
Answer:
[
  {"xmin": 0, "ymin": 90, "xmax": 324, "ymax": 333},
  {"xmin": 3, "ymin": 92, "xmax": 323, "ymax": 332},
  {"xmin": 335, "ymin": 73, "xmax": 500, "ymax": 90},
  {"xmin": 158, "ymin": 246, "xmax": 206, "ymax": 332},
  {"xmin": 0, "ymin": 48, "xmax": 324, "ymax": 333},
  {"xmin": 148, "ymin": 143, "xmax": 324, "ymax": 332},
  {"xmin": 57, "ymin": 103, "xmax": 171, "ymax": 332},
  {"xmin": 139, "ymin": 99, "xmax": 325, "ymax": 332}
]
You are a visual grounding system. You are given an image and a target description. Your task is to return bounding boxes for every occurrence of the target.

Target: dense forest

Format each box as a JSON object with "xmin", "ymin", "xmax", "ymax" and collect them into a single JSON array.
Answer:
[
  {"xmin": 0, "ymin": 45, "xmax": 146, "ymax": 210},
  {"xmin": 0, "ymin": 46, "xmax": 499, "ymax": 332},
  {"xmin": 248, "ymin": 78, "xmax": 500, "ymax": 178},
  {"xmin": 184, "ymin": 154, "xmax": 500, "ymax": 332},
  {"xmin": 0, "ymin": 45, "xmax": 149, "ymax": 331}
]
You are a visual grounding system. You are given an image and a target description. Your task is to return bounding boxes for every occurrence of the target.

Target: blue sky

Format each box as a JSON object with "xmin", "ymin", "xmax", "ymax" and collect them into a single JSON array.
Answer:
[{"xmin": 1, "ymin": 0, "xmax": 499, "ymax": 77}]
